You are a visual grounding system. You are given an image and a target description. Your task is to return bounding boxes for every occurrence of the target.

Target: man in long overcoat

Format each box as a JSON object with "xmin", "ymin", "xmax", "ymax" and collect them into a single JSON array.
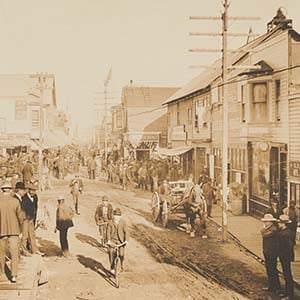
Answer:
[
  {"xmin": 260, "ymin": 213, "xmax": 281, "ymax": 294},
  {"xmin": 277, "ymin": 214, "xmax": 294, "ymax": 300},
  {"xmin": 0, "ymin": 182, "xmax": 24, "ymax": 283}
]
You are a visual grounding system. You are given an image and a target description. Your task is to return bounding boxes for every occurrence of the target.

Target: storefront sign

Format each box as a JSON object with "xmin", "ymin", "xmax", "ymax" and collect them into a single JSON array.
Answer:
[
  {"xmin": 141, "ymin": 133, "xmax": 159, "ymax": 142},
  {"xmin": 290, "ymin": 161, "xmax": 300, "ymax": 177}
]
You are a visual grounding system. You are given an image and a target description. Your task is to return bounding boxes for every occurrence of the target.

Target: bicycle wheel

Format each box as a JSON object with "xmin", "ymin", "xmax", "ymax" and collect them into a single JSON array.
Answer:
[{"xmin": 114, "ymin": 257, "xmax": 121, "ymax": 288}]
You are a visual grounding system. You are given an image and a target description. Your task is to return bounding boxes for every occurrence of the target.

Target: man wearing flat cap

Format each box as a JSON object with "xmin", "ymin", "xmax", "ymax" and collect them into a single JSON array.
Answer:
[
  {"xmin": 0, "ymin": 182, "xmax": 24, "ymax": 283},
  {"xmin": 260, "ymin": 213, "xmax": 281, "ymax": 294},
  {"xmin": 277, "ymin": 214, "xmax": 294, "ymax": 300}
]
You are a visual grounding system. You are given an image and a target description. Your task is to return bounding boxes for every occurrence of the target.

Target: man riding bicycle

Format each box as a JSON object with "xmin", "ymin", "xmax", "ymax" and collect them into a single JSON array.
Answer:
[
  {"xmin": 94, "ymin": 195, "xmax": 113, "ymax": 246},
  {"xmin": 107, "ymin": 208, "xmax": 129, "ymax": 273}
]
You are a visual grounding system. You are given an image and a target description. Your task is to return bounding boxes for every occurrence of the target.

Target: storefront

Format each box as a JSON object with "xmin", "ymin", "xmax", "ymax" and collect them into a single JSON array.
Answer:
[
  {"xmin": 289, "ymin": 161, "xmax": 300, "ymax": 216},
  {"xmin": 157, "ymin": 146, "xmax": 193, "ymax": 179},
  {"xmin": 123, "ymin": 132, "xmax": 160, "ymax": 161},
  {"xmin": 248, "ymin": 141, "xmax": 287, "ymax": 217}
]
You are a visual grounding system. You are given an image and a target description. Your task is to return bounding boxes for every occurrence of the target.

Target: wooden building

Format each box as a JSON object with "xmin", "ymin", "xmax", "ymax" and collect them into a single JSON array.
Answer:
[{"xmin": 164, "ymin": 14, "xmax": 300, "ymax": 216}]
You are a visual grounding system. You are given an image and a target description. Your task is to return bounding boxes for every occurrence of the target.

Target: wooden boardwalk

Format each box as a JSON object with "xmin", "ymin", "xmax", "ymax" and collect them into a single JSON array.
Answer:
[{"xmin": 0, "ymin": 255, "xmax": 42, "ymax": 300}]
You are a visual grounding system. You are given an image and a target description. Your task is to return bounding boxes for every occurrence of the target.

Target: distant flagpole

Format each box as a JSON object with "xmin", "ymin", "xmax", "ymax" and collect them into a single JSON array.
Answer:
[
  {"xmin": 104, "ymin": 67, "xmax": 112, "ymax": 160},
  {"xmin": 104, "ymin": 67, "xmax": 112, "ymax": 87}
]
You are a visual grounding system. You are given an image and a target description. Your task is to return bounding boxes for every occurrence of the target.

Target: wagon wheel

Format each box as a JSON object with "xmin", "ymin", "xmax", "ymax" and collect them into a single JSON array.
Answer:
[
  {"xmin": 161, "ymin": 200, "xmax": 169, "ymax": 227},
  {"xmin": 151, "ymin": 192, "xmax": 160, "ymax": 223}
]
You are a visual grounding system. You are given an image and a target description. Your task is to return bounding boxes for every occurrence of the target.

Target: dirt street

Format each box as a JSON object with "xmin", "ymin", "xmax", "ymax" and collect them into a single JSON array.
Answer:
[{"xmin": 35, "ymin": 176, "xmax": 248, "ymax": 300}]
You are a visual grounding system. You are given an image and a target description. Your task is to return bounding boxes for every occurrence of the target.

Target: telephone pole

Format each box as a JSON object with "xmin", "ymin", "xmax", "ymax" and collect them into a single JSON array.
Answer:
[
  {"xmin": 189, "ymin": 2, "xmax": 259, "ymax": 242},
  {"xmin": 103, "ymin": 67, "xmax": 112, "ymax": 160}
]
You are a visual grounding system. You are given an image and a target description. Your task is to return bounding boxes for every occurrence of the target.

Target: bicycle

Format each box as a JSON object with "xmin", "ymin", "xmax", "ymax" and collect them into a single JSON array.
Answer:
[
  {"xmin": 97, "ymin": 222, "xmax": 108, "ymax": 248},
  {"xmin": 108, "ymin": 241, "xmax": 127, "ymax": 288}
]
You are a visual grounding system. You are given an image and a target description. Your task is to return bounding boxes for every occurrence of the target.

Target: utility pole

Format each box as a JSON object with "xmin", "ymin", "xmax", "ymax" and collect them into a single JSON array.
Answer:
[
  {"xmin": 221, "ymin": 0, "xmax": 229, "ymax": 241},
  {"xmin": 36, "ymin": 73, "xmax": 46, "ymax": 192},
  {"xmin": 104, "ymin": 83, "xmax": 108, "ymax": 160},
  {"xmin": 189, "ymin": 2, "xmax": 259, "ymax": 242},
  {"xmin": 103, "ymin": 67, "xmax": 112, "ymax": 161}
]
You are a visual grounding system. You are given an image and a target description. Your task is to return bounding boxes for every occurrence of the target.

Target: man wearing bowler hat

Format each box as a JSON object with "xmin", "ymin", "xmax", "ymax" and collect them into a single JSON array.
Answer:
[
  {"xmin": 21, "ymin": 183, "xmax": 40, "ymax": 255},
  {"xmin": 14, "ymin": 182, "xmax": 31, "ymax": 256},
  {"xmin": 260, "ymin": 213, "xmax": 281, "ymax": 294},
  {"xmin": 107, "ymin": 208, "xmax": 129, "ymax": 272},
  {"xmin": 277, "ymin": 214, "xmax": 294, "ymax": 300},
  {"xmin": 14, "ymin": 182, "xmax": 27, "ymax": 203}
]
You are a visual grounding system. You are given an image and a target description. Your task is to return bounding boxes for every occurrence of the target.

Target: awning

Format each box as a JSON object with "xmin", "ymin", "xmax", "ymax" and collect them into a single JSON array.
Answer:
[
  {"xmin": 157, "ymin": 146, "xmax": 192, "ymax": 157},
  {"xmin": 34, "ymin": 131, "xmax": 71, "ymax": 149}
]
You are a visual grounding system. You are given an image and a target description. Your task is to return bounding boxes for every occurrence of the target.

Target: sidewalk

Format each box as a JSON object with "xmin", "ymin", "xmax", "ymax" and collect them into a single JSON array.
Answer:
[{"xmin": 211, "ymin": 204, "xmax": 300, "ymax": 286}]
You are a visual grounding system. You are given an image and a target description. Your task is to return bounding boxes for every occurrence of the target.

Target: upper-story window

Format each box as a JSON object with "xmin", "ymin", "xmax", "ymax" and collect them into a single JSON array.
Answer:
[
  {"xmin": 250, "ymin": 82, "xmax": 268, "ymax": 122},
  {"xmin": 275, "ymin": 79, "xmax": 281, "ymax": 121},
  {"xmin": 31, "ymin": 110, "xmax": 40, "ymax": 129},
  {"xmin": 115, "ymin": 109, "xmax": 123, "ymax": 129},
  {"xmin": 241, "ymin": 85, "xmax": 246, "ymax": 123},
  {"xmin": 176, "ymin": 102, "xmax": 180, "ymax": 125},
  {"xmin": 195, "ymin": 98, "xmax": 208, "ymax": 129},
  {"xmin": 188, "ymin": 108, "xmax": 192, "ymax": 124}
]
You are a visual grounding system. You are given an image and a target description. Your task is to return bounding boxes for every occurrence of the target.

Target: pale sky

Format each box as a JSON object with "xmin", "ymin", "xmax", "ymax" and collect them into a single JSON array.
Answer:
[{"xmin": 0, "ymin": 0, "xmax": 299, "ymax": 130}]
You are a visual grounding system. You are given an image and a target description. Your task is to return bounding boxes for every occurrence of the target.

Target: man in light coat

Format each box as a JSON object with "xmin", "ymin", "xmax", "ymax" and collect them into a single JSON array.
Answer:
[
  {"xmin": 69, "ymin": 174, "xmax": 84, "ymax": 215},
  {"xmin": 0, "ymin": 182, "xmax": 24, "ymax": 283}
]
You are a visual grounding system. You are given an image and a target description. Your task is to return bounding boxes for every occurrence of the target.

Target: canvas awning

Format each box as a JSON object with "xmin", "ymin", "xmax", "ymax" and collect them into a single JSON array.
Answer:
[{"xmin": 157, "ymin": 146, "xmax": 192, "ymax": 157}]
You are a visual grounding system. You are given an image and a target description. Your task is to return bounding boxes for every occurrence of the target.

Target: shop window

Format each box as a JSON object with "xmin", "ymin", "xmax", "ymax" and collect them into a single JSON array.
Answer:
[
  {"xmin": 290, "ymin": 183, "xmax": 300, "ymax": 211},
  {"xmin": 252, "ymin": 147, "xmax": 270, "ymax": 201},
  {"xmin": 250, "ymin": 82, "xmax": 268, "ymax": 122},
  {"xmin": 275, "ymin": 80, "xmax": 281, "ymax": 121}
]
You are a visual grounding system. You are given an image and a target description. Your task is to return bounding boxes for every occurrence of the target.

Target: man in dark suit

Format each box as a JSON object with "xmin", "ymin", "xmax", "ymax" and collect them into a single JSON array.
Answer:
[
  {"xmin": 14, "ymin": 182, "xmax": 31, "ymax": 256},
  {"xmin": 260, "ymin": 213, "xmax": 281, "ymax": 294},
  {"xmin": 21, "ymin": 183, "xmax": 40, "ymax": 254},
  {"xmin": 94, "ymin": 195, "xmax": 113, "ymax": 247},
  {"xmin": 107, "ymin": 208, "xmax": 129, "ymax": 272},
  {"xmin": 277, "ymin": 214, "xmax": 294, "ymax": 300},
  {"xmin": 267, "ymin": 199, "xmax": 281, "ymax": 219}
]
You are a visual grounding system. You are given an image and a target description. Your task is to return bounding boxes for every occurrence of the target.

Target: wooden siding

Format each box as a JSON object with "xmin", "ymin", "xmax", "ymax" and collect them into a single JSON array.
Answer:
[{"xmin": 289, "ymin": 97, "xmax": 300, "ymax": 161}]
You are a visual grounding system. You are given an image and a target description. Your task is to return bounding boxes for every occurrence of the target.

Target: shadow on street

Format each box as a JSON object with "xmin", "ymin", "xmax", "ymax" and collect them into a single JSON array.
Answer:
[
  {"xmin": 75, "ymin": 232, "xmax": 107, "ymax": 253},
  {"xmin": 77, "ymin": 255, "xmax": 116, "ymax": 287},
  {"xmin": 37, "ymin": 238, "xmax": 62, "ymax": 257}
]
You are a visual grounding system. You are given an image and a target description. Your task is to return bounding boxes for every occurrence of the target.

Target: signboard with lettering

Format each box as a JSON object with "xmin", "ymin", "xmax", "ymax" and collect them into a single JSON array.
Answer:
[{"xmin": 290, "ymin": 161, "xmax": 300, "ymax": 177}]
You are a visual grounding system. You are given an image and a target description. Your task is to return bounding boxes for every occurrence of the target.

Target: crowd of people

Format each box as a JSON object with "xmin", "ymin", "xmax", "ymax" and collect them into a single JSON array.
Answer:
[
  {"xmin": 103, "ymin": 155, "xmax": 188, "ymax": 192},
  {"xmin": 0, "ymin": 145, "xmax": 86, "ymax": 283}
]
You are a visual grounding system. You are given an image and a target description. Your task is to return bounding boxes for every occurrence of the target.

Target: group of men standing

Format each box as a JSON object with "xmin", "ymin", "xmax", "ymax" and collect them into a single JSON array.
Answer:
[
  {"xmin": 0, "ymin": 180, "xmax": 41, "ymax": 283},
  {"xmin": 261, "ymin": 200, "xmax": 299, "ymax": 300}
]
